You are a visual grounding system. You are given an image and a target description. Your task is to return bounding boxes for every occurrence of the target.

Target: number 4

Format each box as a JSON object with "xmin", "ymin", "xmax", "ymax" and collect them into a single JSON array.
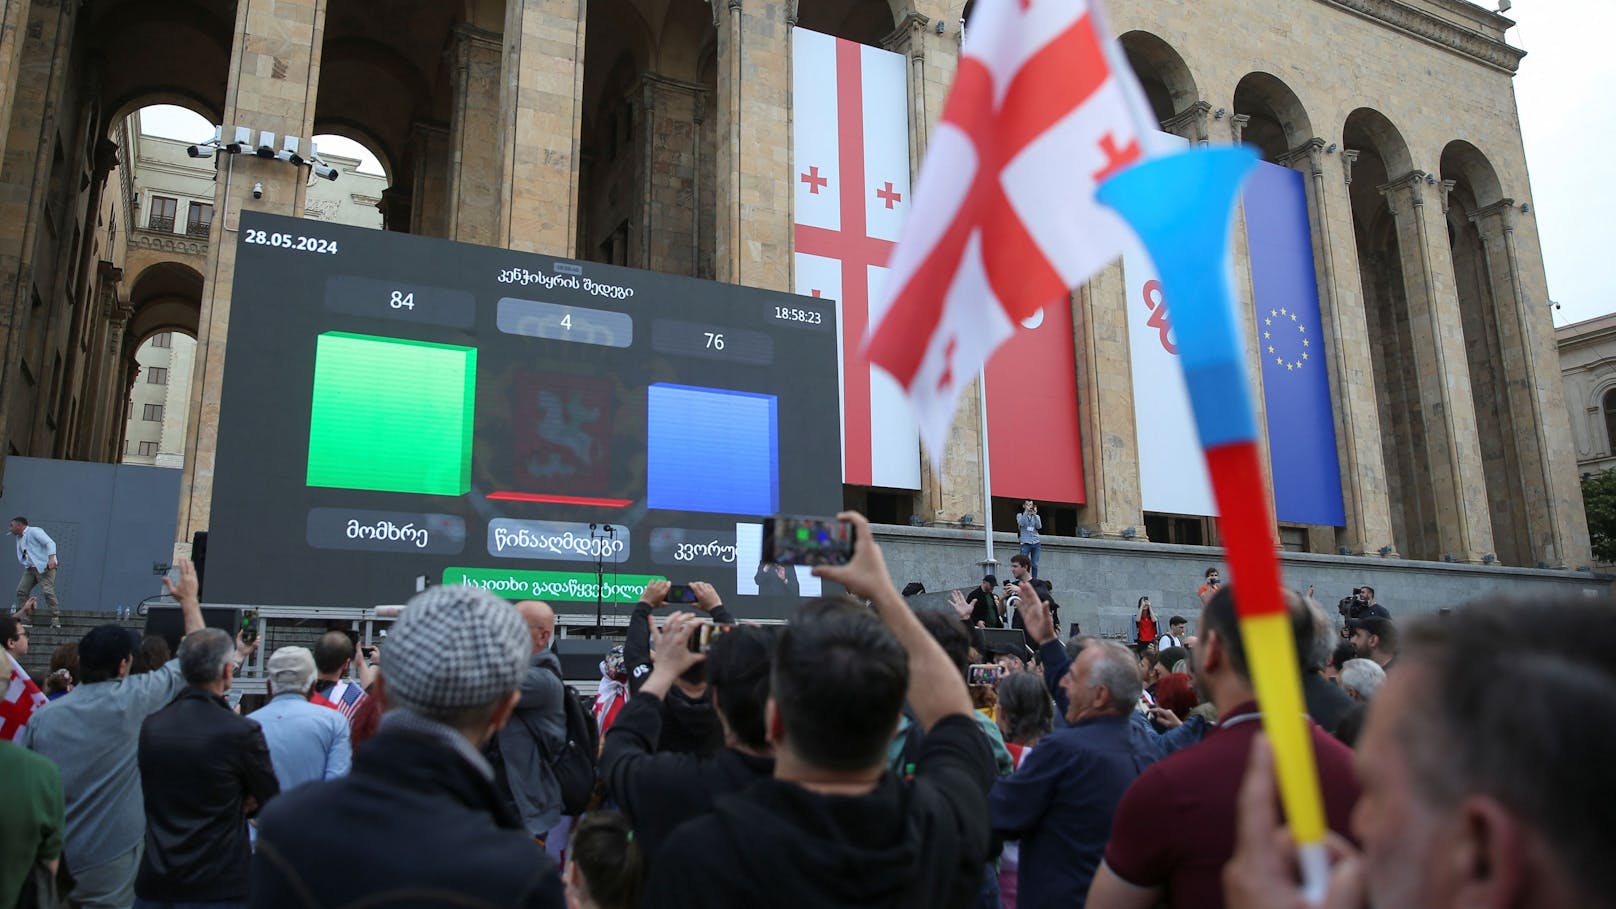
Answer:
[{"xmin": 560, "ymin": 313, "xmax": 572, "ymax": 330}]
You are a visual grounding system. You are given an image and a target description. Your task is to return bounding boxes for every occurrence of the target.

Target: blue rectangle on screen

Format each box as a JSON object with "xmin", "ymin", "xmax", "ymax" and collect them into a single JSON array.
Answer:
[
  {"xmin": 1244, "ymin": 162, "xmax": 1346, "ymax": 527},
  {"xmin": 646, "ymin": 384, "xmax": 779, "ymax": 516}
]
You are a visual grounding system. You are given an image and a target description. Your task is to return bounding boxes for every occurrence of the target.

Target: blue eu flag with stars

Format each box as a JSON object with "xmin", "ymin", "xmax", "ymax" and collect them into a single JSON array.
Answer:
[{"xmin": 1244, "ymin": 163, "xmax": 1346, "ymax": 527}]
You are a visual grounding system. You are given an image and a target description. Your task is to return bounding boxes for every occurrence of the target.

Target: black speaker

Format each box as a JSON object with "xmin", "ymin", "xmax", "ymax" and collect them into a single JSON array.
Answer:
[
  {"xmin": 143, "ymin": 604, "xmax": 239, "ymax": 653},
  {"xmin": 553, "ymin": 638, "xmax": 616, "ymax": 682},
  {"xmin": 191, "ymin": 531, "xmax": 209, "ymax": 597}
]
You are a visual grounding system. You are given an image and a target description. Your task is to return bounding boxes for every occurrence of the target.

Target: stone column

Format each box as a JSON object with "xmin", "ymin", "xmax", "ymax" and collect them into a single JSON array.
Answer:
[
  {"xmin": 1378, "ymin": 171, "xmax": 1493, "ymax": 562},
  {"xmin": 1162, "ymin": 101, "xmax": 1211, "ymax": 146},
  {"xmin": 0, "ymin": 0, "xmax": 77, "ymax": 482},
  {"xmin": 1470, "ymin": 199, "xmax": 1589, "ymax": 567},
  {"xmin": 448, "ymin": 25, "xmax": 501, "ymax": 244},
  {"xmin": 1276, "ymin": 138, "xmax": 1395, "ymax": 556},
  {"xmin": 84, "ymin": 282, "xmax": 128, "ymax": 461},
  {"xmin": 712, "ymin": 0, "xmax": 790, "ymax": 290},
  {"xmin": 409, "ymin": 122, "xmax": 450, "ymax": 238},
  {"xmin": 496, "ymin": 1, "xmax": 586, "ymax": 256},
  {"xmin": 1075, "ymin": 267, "xmax": 1145, "ymax": 538},
  {"xmin": 0, "ymin": 0, "xmax": 32, "ymax": 184},
  {"xmin": 175, "ymin": 0, "xmax": 327, "ymax": 553}
]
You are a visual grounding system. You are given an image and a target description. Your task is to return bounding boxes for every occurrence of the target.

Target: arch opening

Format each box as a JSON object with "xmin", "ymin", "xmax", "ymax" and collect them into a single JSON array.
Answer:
[
  {"xmin": 1344, "ymin": 108, "xmax": 1437, "ymax": 560},
  {"xmin": 1234, "ymin": 73, "xmax": 1312, "ymax": 162}
]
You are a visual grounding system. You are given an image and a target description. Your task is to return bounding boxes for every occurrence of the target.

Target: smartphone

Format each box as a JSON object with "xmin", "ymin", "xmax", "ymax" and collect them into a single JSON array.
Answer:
[
  {"xmin": 686, "ymin": 621, "xmax": 734, "ymax": 653},
  {"xmin": 761, "ymin": 515, "xmax": 855, "ymax": 567},
  {"xmin": 967, "ymin": 663, "xmax": 1002, "ymax": 687},
  {"xmin": 666, "ymin": 583, "xmax": 699, "ymax": 605},
  {"xmin": 239, "ymin": 608, "xmax": 259, "ymax": 645}
]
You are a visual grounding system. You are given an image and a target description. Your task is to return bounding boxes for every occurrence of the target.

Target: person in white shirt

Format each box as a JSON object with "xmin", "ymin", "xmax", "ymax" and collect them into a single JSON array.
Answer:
[
  {"xmin": 10, "ymin": 517, "xmax": 59, "ymax": 627},
  {"xmin": 1156, "ymin": 615, "xmax": 1188, "ymax": 651}
]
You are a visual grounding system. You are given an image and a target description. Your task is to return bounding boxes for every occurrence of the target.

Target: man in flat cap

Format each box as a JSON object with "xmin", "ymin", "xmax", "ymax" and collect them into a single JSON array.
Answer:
[
  {"xmin": 249, "ymin": 586, "xmax": 564, "ymax": 909},
  {"xmin": 247, "ymin": 646, "xmax": 351, "ymax": 794}
]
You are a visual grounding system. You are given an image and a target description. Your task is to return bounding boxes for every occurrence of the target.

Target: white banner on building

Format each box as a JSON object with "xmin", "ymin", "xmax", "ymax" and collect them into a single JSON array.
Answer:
[
  {"xmin": 1122, "ymin": 135, "xmax": 1216, "ymax": 516},
  {"xmin": 790, "ymin": 26, "xmax": 920, "ymax": 490}
]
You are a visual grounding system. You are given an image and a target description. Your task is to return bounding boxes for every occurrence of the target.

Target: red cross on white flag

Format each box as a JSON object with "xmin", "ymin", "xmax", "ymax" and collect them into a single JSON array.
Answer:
[
  {"xmin": 792, "ymin": 28, "xmax": 920, "ymax": 489},
  {"xmin": 1, "ymin": 658, "xmax": 48, "ymax": 741},
  {"xmin": 866, "ymin": 0, "xmax": 1158, "ymax": 464}
]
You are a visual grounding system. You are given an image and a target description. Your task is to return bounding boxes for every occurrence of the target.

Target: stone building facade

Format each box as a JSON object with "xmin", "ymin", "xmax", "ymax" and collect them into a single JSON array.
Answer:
[
  {"xmin": 1556, "ymin": 313, "xmax": 1616, "ymax": 478},
  {"xmin": 0, "ymin": 0, "xmax": 1591, "ymax": 574}
]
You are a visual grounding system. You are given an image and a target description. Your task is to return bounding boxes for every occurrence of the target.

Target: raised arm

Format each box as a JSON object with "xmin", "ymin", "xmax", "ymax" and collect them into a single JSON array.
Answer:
[
  {"xmin": 162, "ymin": 557, "xmax": 205, "ymax": 635},
  {"xmin": 814, "ymin": 512, "xmax": 972, "ymax": 732}
]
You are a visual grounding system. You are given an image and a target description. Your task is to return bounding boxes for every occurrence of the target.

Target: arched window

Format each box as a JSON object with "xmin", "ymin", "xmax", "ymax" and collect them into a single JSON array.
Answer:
[{"xmin": 1602, "ymin": 389, "xmax": 1616, "ymax": 455}]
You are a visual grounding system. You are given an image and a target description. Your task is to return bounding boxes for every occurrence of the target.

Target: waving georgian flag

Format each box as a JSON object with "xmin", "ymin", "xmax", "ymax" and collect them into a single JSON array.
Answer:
[
  {"xmin": 1, "ymin": 657, "xmax": 48, "ymax": 741},
  {"xmin": 866, "ymin": 0, "xmax": 1155, "ymax": 462}
]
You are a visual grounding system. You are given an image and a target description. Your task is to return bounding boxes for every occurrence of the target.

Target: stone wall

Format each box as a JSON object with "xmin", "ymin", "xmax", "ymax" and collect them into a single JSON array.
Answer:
[{"xmin": 872, "ymin": 524, "xmax": 1611, "ymax": 638}]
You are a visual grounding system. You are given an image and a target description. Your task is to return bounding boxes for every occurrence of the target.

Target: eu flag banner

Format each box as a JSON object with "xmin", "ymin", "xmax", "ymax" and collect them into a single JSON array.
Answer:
[{"xmin": 1244, "ymin": 163, "xmax": 1346, "ymax": 527}]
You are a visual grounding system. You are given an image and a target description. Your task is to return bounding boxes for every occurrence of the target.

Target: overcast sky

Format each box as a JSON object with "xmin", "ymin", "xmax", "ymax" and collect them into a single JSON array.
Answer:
[
  {"xmin": 138, "ymin": 4, "xmax": 1607, "ymax": 326},
  {"xmin": 1503, "ymin": 0, "xmax": 1615, "ymax": 327}
]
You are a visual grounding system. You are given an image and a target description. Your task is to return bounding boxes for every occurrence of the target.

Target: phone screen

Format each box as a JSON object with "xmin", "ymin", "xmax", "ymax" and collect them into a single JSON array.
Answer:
[
  {"xmin": 760, "ymin": 515, "xmax": 855, "ymax": 567},
  {"xmin": 666, "ymin": 584, "xmax": 698, "ymax": 605}
]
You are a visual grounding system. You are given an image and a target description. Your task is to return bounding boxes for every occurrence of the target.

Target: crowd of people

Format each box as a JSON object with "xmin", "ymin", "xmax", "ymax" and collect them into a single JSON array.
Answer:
[{"xmin": 2, "ymin": 514, "xmax": 1611, "ymax": 909}]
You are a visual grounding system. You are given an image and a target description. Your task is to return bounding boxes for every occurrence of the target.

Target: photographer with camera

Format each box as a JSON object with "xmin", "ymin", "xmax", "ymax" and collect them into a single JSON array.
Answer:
[
  {"xmin": 1198, "ymin": 568, "xmax": 1222, "ymax": 604},
  {"xmin": 1337, "ymin": 586, "xmax": 1391, "ymax": 625},
  {"xmin": 646, "ymin": 512, "xmax": 995, "ymax": 908},
  {"xmin": 623, "ymin": 580, "xmax": 738, "ymax": 756},
  {"xmin": 600, "ymin": 599, "xmax": 776, "ymax": 860}
]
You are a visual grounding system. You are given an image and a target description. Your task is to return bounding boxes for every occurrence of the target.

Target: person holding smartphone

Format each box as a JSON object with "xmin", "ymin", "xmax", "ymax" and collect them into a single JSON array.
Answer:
[{"xmin": 1016, "ymin": 501, "xmax": 1042, "ymax": 580}]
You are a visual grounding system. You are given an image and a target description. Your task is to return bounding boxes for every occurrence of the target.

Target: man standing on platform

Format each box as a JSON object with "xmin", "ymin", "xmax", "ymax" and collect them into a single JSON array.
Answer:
[
  {"xmin": 11, "ymin": 517, "xmax": 59, "ymax": 627},
  {"xmin": 1018, "ymin": 501, "xmax": 1043, "ymax": 579}
]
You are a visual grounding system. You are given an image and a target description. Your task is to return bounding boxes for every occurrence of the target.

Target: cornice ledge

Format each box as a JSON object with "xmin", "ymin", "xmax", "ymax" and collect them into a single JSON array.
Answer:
[{"xmin": 1315, "ymin": 0, "xmax": 1526, "ymax": 74}]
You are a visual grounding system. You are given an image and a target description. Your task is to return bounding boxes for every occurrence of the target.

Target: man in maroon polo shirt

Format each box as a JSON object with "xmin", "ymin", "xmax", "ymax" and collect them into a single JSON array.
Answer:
[{"xmin": 1086, "ymin": 586, "xmax": 1359, "ymax": 909}]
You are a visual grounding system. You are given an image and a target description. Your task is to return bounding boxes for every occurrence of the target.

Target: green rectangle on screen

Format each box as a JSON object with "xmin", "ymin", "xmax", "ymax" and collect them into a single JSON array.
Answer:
[
  {"xmin": 443, "ymin": 567, "xmax": 665, "ymax": 603},
  {"xmin": 307, "ymin": 332, "xmax": 476, "ymax": 495}
]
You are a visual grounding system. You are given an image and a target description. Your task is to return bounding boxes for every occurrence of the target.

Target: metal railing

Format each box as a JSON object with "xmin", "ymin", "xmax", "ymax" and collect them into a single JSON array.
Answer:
[{"xmin": 147, "ymin": 215, "xmax": 175, "ymax": 232}]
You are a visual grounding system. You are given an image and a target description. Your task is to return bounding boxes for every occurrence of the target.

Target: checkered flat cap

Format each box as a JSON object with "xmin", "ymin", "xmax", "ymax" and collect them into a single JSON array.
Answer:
[{"xmin": 384, "ymin": 585, "xmax": 530, "ymax": 715}]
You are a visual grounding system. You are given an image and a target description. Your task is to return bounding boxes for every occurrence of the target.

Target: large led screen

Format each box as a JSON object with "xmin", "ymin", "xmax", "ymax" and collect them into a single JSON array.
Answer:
[{"xmin": 207, "ymin": 212, "xmax": 843, "ymax": 619}]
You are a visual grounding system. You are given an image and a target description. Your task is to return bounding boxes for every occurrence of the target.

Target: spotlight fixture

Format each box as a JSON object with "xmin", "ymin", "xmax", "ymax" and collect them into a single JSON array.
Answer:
[
  {"xmin": 1214, "ymin": 107, "xmax": 1227, "ymax": 119},
  {"xmin": 253, "ymin": 131, "xmax": 278, "ymax": 159},
  {"xmin": 1078, "ymin": 528, "xmax": 1094, "ymax": 539},
  {"xmin": 1121, "ymin": 526, "xmax": 1137, "ymax": 540},
  {"xmin": 1535, "ymin": 560, "xmax": 1550, "ymax": 570},
  {"xmin": 960, "ymin": 513, "xmax": 975, "ymax": 527},
  {"xmin": 935, "ymin": 18, "xmax": 945, "ymax": 33},
  {"xmin": 1377, "ymin": 545, "xmax": 1394, "ymax": 556},
  {"xmin": 1325, "ymin": 142, "xmax": 1337, "ymax": 153},
  {"xmin": 1424, "ymin": 173, "xmax": 1437, "ymax": 185},
  {"xmin": 1442, "ymin": 554, "xmax": 1458, "ymax": 563},
  {"xmin": 1520, "ymin": 202, "xmax": 1531, "ymax": 214},
  {"xmin": 1338, "ymin": 546, "xmax": 1352, "ymax": 556},
  {"xmin": 1482, "ymin": 553, "xmax": 1497, "ymax": 564}
]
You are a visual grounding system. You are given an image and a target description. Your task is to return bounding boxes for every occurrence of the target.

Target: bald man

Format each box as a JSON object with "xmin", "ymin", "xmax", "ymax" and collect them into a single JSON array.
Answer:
[{"xmin": 494, "ymin": 599, "xmax": 567, "ymax": 843}]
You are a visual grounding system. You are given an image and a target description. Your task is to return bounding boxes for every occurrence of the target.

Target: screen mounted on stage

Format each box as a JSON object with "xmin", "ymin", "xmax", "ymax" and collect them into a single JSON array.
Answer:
[{"xmin": 207, "ymin": 212, "xmax": 843, "ymax": 619}]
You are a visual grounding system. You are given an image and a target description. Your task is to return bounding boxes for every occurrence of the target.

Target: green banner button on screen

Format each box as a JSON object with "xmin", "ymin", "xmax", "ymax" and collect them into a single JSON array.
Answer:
[
  {"xmin": 307, "ymin": 332, "xmax": 476, "ymax": 496},
  {"xmin": 444, "ymin": 568, "xmax": 664, "ymax": 603}
]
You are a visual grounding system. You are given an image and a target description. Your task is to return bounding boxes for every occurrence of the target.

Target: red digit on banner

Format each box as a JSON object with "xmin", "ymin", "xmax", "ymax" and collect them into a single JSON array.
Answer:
[{"xmin": 1143, "ymin": 279, "xmax": 1176, "ymax": 355}]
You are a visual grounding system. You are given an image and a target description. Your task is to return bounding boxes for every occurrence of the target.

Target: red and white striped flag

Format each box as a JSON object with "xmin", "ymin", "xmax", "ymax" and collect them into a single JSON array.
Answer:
[
  {"xmin": 867, "ymin": 0, "xmax": 1156, "ymax": 462},
  {"xmin": 1, "ymin": 657, "xmax": 48, "ymax": 741}
]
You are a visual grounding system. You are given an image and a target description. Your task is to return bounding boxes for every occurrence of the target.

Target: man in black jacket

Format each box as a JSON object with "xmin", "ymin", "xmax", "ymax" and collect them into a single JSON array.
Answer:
[
  {"xmin": 647, "ymin": 512, "xmax": 996, "ymax": 908},
  {"xmin": 601, "ymin": 596, "xmax": 775, "ymax": 859},
  {"xmin": 623, "ymin": 579, "xmax": 735, "ymax": 754},
  {"xmin": 136, "ymin": 628, "xmax": 278, "ymax": 908},
  {"xmin": 250, "ymin": 586, "xmax": 563, "ymax": 909}
]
